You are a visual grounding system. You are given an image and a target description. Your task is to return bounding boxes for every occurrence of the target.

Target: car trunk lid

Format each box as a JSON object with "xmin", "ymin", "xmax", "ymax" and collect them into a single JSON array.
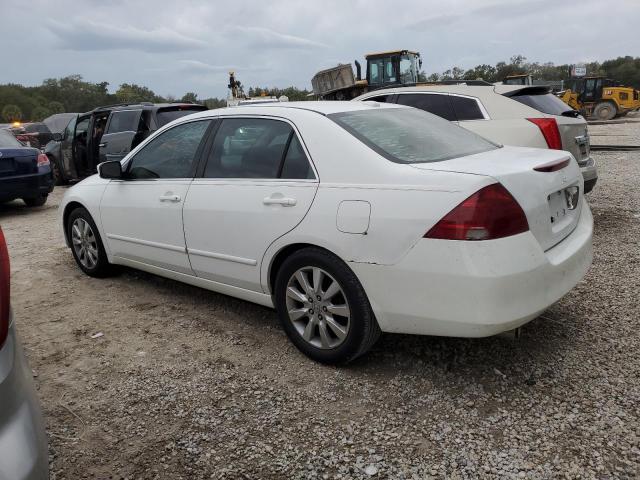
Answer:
[
  {"xmin": 0, "ymin": 148, "xmax": 39, "ymax": 178},
  {"xmin": 409, "ymin": 146, "xmax": 584, "ymax": 251}
]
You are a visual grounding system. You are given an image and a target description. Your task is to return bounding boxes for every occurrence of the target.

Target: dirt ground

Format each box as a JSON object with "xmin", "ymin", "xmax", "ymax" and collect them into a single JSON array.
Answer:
[{"xmin": 2, "ymin": 120, "xmax": 639, "ymax": 479}]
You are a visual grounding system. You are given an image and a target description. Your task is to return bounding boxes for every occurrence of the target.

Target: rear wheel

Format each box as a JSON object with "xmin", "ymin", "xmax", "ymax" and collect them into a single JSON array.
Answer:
[
  {"xmin": 593, "ymin": 102, "xmax": 617, "ymax": 121},
  {"xmin": 23, "ymin": 195, "xmax": 48, "ymax": 207},
  {"xmin": 274, "ymin": 247, "xmax": 381, "ymax": 364},
  {"xmin": 67, "ymin": 207, "xmax": 113, "ymax": 277}
]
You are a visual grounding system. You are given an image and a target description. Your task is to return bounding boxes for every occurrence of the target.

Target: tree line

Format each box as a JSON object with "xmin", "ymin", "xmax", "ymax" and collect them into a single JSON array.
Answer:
[{"xmin": 2, "ymin": 55, "xmax": 639, "ymax": 122}]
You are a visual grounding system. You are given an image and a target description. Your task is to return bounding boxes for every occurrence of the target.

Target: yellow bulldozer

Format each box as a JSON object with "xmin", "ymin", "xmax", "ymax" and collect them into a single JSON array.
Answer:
[
  {"xmin": 557, "ymin": 76, "xmax": 640, "ymax": 120},
  {"xmin": 311, "ymin": 50, "xmax": 422, "ymax": 100}
]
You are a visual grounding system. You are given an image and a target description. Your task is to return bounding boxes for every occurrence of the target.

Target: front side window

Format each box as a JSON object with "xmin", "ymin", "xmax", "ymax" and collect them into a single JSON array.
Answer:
[
  {"xmin": 106, "ymin": 110, "xmax": 141, "ymax": 134},
  {"xmin": 127, "ymin": 120, "xmax": 210, "ymax": 179},
  {"xmin": 204, "ymin": 118, "xmax": 314, "ymax": 179},
  {"xmin": 329, "ymin": 108, "xmax": 497, "ymax": 164},
  {"xmin": 396, "ymin": 93, "xmax": 456, "ymax": 121},
  {"xmin": 64, "ymin": 116, "xmax": 77, "ymax": 140}
]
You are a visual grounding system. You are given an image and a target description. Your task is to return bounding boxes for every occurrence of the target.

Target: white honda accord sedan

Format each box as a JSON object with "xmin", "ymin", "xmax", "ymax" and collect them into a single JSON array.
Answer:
[{"xmin": 60, "ymin": 101, "xmax": 593, "ymax": 364}]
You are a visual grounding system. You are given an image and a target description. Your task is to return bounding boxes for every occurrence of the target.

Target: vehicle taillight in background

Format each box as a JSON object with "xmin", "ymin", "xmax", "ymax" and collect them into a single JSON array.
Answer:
[
  {"xmin": 425, "ymin": 183, "xmax": 529, "ymax": 241},
  {"xmin": 37, "ymin": 153, "xmax": 49, "ymax": 167},
  {"xmin": 0, "ymin": 227, "xmax": 10, "ymax": 348},
  {"xmin": 527, "ymin": 118, "xmax": 562, "ymax": 150}
]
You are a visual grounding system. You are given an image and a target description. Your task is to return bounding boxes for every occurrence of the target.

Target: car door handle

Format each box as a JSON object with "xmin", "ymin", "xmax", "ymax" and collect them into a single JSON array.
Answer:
[
  {"xmin": 99, "ymin": 143, "xmax": 107, "ymax": 148},
  {"xmin": 159, "ymin": 194, "xmax": 181, "ymax": 202},
  {"xmin": 263, "ymin": 196, "xmax": 297, "ymax": 206}
]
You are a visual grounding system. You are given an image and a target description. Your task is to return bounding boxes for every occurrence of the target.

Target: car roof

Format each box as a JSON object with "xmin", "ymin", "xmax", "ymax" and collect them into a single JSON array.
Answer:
[
  {"xmin": 90, "ymin": 102, "xmax": 206, "ymax": 114},
  {"xmin": 357, "ymin": 85, "xmax": 501, "ymax": 98},
  {"xmin": 184, "ymin": 101, "xmax": 405, "ymax": 119}
]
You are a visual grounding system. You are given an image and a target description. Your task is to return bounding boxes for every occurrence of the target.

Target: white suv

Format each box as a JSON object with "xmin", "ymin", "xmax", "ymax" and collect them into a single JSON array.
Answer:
[{"xmin": 355, "ymin": 85, "xmax": 598, "ymax": 193}]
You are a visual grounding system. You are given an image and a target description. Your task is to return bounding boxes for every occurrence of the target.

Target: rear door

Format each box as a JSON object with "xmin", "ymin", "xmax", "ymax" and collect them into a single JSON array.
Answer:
[
  {"xmin": 99, "ymin": 109, "xmax": 142, "ymax": 163},
  {"xmin": 183, "ymin": 116, "xmax": 318, "ymax": 292}
]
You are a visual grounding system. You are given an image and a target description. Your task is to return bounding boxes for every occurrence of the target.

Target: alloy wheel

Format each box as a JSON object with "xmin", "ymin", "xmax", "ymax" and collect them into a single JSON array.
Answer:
[
  {"xmin": 71, "ymin": 218, "xmax": 99, "ymax": 269},
  {"xmin": 285, "ymin": 267, "xmax": 351, "ymax": 349}
]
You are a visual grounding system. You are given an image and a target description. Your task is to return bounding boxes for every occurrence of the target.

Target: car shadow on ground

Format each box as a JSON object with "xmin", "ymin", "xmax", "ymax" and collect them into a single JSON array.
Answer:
[
  {"xmin": 113, "ymin": 264, "xmax": 581, "ymax": 390},
  {"xmin": 0, "ymin": 199, "xmax": 57, "ymax": 219}
]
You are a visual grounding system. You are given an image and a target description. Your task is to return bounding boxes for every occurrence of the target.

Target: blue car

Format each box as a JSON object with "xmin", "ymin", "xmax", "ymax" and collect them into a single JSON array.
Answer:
[{"xmin": 0, "ymin": 129, "xmax": 53, "ymax": 207}]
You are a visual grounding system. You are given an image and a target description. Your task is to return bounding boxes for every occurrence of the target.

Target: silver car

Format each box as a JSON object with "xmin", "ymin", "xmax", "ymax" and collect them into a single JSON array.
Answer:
[{"xmin": 0, "ymin": 227, "xmax": 48, "ymax": 480}]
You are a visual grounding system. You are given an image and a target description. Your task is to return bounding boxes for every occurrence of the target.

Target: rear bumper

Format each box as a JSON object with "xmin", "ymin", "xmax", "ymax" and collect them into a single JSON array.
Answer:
[
  {"xmin": 579, "ymin": 156, "xmax": 597, "ymax": 193},
  {"xmin": 0, "ymin": 317, "xmax": 49, "ymax": 480},
  {"xmin": 350, "ymin": 199, "xmax": 593, "ymax": 337},
  {"xmin": 0, "ymin": 169, "xmax": 53, "ymax": 203}
]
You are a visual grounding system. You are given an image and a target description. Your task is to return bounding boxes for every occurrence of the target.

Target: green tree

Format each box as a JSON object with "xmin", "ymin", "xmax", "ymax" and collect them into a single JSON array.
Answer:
[
  {"xmin": 48, "ymin": 101, "xmax": 65, "ymax": 114},
  {"xmin": 2, "ymin": 104, "xmax": 22, "ymax": 122},
  {"xmin": 31, "ymin": 106, "xmax": 51, "ymax": 121},
  {"xmin": 116, "ymin": 83, "xmax": 163, "ymax": 103},
  {"xmin": 181, "ymin": 92, "xmax": 198, "ymax": 103}
]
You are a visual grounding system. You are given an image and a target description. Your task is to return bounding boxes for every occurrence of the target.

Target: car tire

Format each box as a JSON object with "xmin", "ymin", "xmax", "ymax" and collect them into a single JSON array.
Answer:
[
  {"xmin": 593, "ymin": 102, "xmax": 617, "ymax": 121},
  {"xmin": 23, "ymin": 195, "xmax": 48, "ymax": 207},
  {"xmin": 274, "ymin": 247, "xmax": 381, "ymax": 364},
  {"xmin": 50, "ymin": 157, "xmax": 66, "ymax": 186},
  {"xmin": 66, "ymin": 207, "xmax": 114, "ymax": 278}
]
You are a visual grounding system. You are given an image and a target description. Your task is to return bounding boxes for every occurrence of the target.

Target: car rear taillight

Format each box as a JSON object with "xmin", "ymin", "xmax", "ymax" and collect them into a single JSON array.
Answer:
[
  {"xmin": 527, "ymin": 118, "xmax": 562, "ymax": 150},
  {"xmin": 37, "ymin": 153, "xmax": 49, "ymax": 167},
  {"xmin": 0, "ymin": 227, "xmax": 9, "ymax": 349},
  {"xmin": 425, "ymin": 183, "xmax": 529, "ymax": 241}
]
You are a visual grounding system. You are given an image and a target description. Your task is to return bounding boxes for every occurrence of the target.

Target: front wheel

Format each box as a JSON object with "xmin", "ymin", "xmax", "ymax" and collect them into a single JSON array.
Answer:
[
  {"xmin": 67, "ymin": 207, "xmax": 114, "ymax": 277},
  {"xmin": 593, "ymin": 102, "xmax": 617, "ymax": 121},
  {"xmin": 274, "ymin": 247, "xmax": 381, "ymax": 364}
]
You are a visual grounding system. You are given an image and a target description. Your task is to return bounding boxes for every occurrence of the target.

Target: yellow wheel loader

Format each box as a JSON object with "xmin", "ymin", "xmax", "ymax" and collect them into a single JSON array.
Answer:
[{"xmin": 557, "ymin": 76, "xmax": 640, "ymax": 120}]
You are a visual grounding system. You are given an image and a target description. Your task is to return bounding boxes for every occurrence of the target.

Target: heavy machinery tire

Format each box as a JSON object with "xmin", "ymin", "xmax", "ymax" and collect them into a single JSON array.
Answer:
[{"xmin": 593, "ymin": 102, "xmax": 617, "ymax": 121}]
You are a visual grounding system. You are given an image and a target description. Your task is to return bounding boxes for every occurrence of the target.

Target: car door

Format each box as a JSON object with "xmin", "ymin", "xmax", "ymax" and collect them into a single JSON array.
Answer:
[
  {"xmin": 183, "ymin": 116, "xmax": 318, "ymax": 292},
  {"xmin": 99, "ymin": 109, "xmax": 142, "ymax": 163},
  {"xmin": 100, "ymin": 119, "xmax": 212, "ymax": 275}
]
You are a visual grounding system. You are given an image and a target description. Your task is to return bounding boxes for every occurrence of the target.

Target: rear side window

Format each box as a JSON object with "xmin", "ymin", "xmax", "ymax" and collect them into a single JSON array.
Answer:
[
  {"xmin": 450, "ymin": 96, "xmax": 485, "ymax": 121},
  {"xmin": 329, "ymin": 108, "xmax": 497, "ymax": 164},
  {"xmin": 156, "ymin": 106, "xmax": 207, "ymax": 127},
  {"xmin": 509, "ymin": 93, "xmax": 573, "ymax": 116},
  {"xmin": 106, "ymin": 110, "xmax": 140, "ymax": 134},
  {"xmin": 204, "ymin": 118, "xmax": 314, "ymax": 179},
  {"xmin": 396, "ymin": 93, "xmax": 456, "ymax": 121},
  {"xmin": 365, "ymin": 95, "xmax": 393, "ymax": 103}
]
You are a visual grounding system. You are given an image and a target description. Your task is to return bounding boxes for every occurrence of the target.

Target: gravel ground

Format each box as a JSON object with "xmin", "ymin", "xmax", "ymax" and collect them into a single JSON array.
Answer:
[{"xmin": 1, "ymin": 122, "xmax": 639, "ymax": 479}]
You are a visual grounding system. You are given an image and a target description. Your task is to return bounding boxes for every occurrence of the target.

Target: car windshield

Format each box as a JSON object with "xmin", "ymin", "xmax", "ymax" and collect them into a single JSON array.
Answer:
[
  {"xmin": 328, "ymin": 107, "xmax": 498, "ymax": 163},
  {"xmin": 156, "ymin": 106, "xmax": 207, "ymax": 127},
  {"xmin": 0, "ymin": 129, "xmax": 23, "ymax": 148}
]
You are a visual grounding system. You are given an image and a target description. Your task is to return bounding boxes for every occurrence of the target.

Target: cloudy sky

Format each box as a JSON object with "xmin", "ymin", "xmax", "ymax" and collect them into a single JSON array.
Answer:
[{"xmin": 3, "ymin": 0, "xmax": 640, "ymax": 99}]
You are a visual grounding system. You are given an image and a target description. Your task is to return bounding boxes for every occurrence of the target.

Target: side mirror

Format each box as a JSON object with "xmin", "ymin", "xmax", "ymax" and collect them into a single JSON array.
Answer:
[
  {"xmin": 98, "ymin": 160, "xmax": 123, "ymax": 179},
  {"xmin": 52, "ymin": 132, "xmax": 63, "ymax": 141}
]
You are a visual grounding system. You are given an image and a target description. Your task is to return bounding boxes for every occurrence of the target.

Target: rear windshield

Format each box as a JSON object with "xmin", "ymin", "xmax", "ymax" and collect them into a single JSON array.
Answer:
[
  {"xmin": 328, "ymin": 107, "xmax": 498, "ymax": 164},
  {"xmin": 510, "ymin": 93, "xmax": 576, "ymax": 117},
  {"xmin": 156, "ymin": 106, "xmax": 207, "ymax": 127},
  {"xmin": 0, "ymin": 129, "xmax": 23, "ymax": 148}
]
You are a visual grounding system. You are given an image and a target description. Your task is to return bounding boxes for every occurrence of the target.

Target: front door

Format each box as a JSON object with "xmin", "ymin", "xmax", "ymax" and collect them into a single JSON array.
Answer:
[
  {"xmin": 183, "ymin": 117, "xmax": 318, "ymax": 292},
  {"xmin": 100, "ymin": 119, "xmax": 212, "ymax": 274}
]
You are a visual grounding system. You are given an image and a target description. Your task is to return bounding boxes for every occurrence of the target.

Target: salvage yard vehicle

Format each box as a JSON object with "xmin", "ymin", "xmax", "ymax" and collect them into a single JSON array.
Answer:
[
  {"xmin": 0, "ymin": 129, "xmax": 53, "ymax": 207},
  {"xmin": 356, "ymin": 84, "xmax": 598, "ymax": 192},
  {"xmin": 60, "ymin": 102, "xmax": 593, "ymax": 364},
  {"xmin": 0, "ymin": 227, "xmax": 49, "ymax": 479},
  {"xmin": 44, "ymin": 102, "xmax": 207, "ymax": 185},
  {"xmin": 557, "ymin": 76, "xmax": 640, "ymax": 120},
  {"xmin": 311, "ymin": 49, "xmax": 422, "ymax": 99}
]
